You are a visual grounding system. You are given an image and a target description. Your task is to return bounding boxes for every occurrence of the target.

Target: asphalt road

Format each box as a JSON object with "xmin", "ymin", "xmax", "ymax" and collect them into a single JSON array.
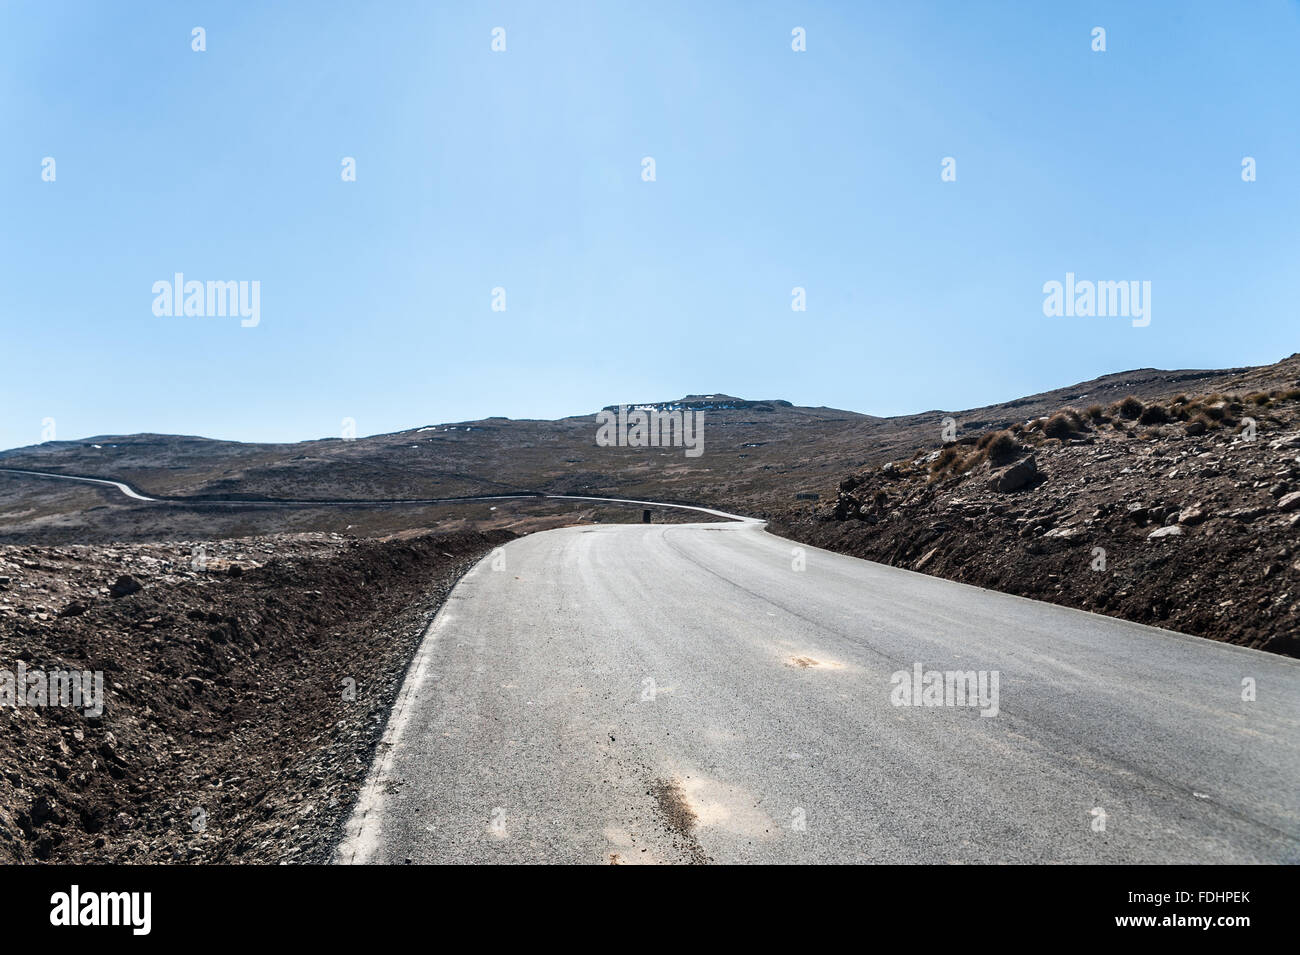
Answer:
[
  {"xmin": 335, "ymin": 518, "xmax": 1300, "ymax": 864},
  {"xmin": 0, "ymin": 467, "xmax": 159, "ymax": 501}
]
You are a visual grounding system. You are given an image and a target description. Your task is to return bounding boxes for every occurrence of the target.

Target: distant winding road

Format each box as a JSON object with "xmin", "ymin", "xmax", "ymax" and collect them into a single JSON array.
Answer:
[
  {"xmin": 0, "ymin": 467, "xmax": 745, "ymax": 517},
  {"xmin": 0, "ymin": 467, "xmax": 159, "ymax": 502}
]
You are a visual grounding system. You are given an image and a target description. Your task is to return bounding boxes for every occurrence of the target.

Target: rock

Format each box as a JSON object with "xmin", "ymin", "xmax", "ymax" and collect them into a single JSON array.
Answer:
[
  {"xmin": 57, "ymin": 601, "xmax": 89, "ymax": 618},
  {"xmin": 1146, "ymin": 505, "xmax": 1175, "ymax": 524},
  {"xmin": 1178, "ymin": 506, "xmax": 1207, "ymax": 525},
  {"xmin": 108, "ymin": 575, "xmax": 142, "ymax": 599},
  {"xmin": 227, "ymin": 564, "xmax": 244, "ymax": 578},
  {"xmin": 1148, "ymin": 525, "xmax": 1183, "ymax": 539},
  {"xmin": 988, "ymin": 455, "xmax": 1038, "ymax": 493},
  {"xmin": 30, "ymin": 795, "xmax": 59, "ymax": 825},
  {"xmin": 1278, "ymin": 491, "xmax": 1300, "ymax": 512},
  {"xmin": 1184, "ymin": 419, "xmax": 1207, "ymax": 436},
  {"xmin": 832, "ymin": 495, "xmax": 861, "ymax": 521},
  {"xmin": 0, "ymin": 576, "xmax": 10, "ymax": 586},
  {"xmin": 1042, "ymin": 525, "xmax": 1082, "ymax": 540}
]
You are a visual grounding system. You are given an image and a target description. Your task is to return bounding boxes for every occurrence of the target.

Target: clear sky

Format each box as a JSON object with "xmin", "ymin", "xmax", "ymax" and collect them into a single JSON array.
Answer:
[{"xmin": 2, "ymin": 0, "xmax": 1297, "ymax": 451}]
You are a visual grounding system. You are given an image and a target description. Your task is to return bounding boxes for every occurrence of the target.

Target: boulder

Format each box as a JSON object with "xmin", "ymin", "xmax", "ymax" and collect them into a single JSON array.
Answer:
[
  {"xmin": 1148, "ymin": 525, "xmax": 1183, "ymax": 540},
  {"xmin": 832, "ymin": 494, "xmax": 861, "ymax": 521},
  {"xmin": 108, "ymin": 575, "xmax": 142, "ymax": 599},
  {"xmin": 988, "ymin": 455, "xmax": 1039, "ymax": 493}
]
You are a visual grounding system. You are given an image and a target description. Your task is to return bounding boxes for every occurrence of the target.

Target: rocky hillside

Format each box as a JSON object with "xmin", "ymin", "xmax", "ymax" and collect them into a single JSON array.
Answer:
[
  {"xmin": 0, "ymin": 529, "xmax": 510, "ymax": 863},
  {"xmin": 774, "ymin": 368, "xmax": 1300, "ymax": 658},
  {"xmin": 0, "ymin": 361, "xmax": 1263, "ymax": 543}
]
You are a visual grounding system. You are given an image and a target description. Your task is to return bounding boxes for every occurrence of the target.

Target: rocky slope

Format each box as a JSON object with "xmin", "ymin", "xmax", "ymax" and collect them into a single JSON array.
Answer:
[
  {"xmin": 774, "ymin": 374, "xmax": 1300, "ymax": 657},
  {"xmin": 0, "ymin": 529, "xmax": 510, "ymax": 863}
]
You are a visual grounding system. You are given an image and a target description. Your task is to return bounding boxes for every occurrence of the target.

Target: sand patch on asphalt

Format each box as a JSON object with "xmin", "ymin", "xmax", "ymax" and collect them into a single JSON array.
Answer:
[
  {"xmin": 786, "ymin": 655, "xmax": 846, "ymax": 670},
  {"xmin": 602, "ymin": 825, "xmax": 666, "ymax": 865},
  {"xmin": 678, "ymin": 774, "xmax": 778, "ymax": 843}
]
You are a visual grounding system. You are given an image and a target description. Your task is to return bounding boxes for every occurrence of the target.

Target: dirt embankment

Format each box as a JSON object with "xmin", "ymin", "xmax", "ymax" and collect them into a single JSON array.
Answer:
[
  {"xmin": 773, "ymin": 384, "xmax": 1300, "ymax": 658},
  {"xmin": 0, "ymin": 528, "xmax": 510, "ymax": 863}
]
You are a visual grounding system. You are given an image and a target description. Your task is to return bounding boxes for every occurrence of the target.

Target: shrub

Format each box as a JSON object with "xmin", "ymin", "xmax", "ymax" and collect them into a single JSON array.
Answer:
[
  {"xmin": 1117, "ymin": 396, "xmax": 1145, "ymax": 420},
  {"xmin": 976, "ymin": 429, "xmax": 1014, "ymax": 450},
  {"xmin": 930, "ymin": 446, "xmax": 962, "ymax": 474},
  {"xmin": 985, "ymin": 430, "xmax": 1019, "ymax": 463},
  {"xmin": 1138, "ymin": 404, "xmax": 1171, "ymax": 425},
  {"xmin": 1044, "ymin": 412, "xmax": 1076, "ymax": 439}
]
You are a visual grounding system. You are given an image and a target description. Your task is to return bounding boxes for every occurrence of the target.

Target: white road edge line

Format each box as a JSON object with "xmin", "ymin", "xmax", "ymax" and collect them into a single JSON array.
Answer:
[{"xmin": 333, "ymin": 557, "xmax": 483, "ymax": 864}]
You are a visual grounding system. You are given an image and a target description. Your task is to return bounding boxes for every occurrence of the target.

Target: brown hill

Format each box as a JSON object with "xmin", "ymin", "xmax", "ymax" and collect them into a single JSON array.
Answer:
[
  {"xmin": 772, "ymin": 354, "xmax": 1300, "ymax": 657},
  {"xmin": 2, "ymin": 358, "xmax": 1285, "ymax": 543}
]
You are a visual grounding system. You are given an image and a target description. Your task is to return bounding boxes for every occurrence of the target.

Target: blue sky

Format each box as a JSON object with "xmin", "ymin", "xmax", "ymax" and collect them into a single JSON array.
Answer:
[{"xmin": 2, "ymin": 0, "xmax": 1297, "ymax": 450}]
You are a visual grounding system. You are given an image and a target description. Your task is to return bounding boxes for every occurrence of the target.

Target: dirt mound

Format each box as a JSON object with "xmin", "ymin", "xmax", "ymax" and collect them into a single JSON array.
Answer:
[{"xmin": 0, "ymin": 529, "xmax": 510, "ymax": 863}]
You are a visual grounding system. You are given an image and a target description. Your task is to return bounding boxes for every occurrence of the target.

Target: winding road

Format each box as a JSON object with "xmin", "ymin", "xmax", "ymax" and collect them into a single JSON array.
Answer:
[
  {"xmin": 5, "ymin": 466, "xmax": 1297, "ymax": 863},
  {"xmin": 335, "ymin": 519, "xmax": 1300, "ymax": 864},
  {"xmin": 0, "ymin": 467, "xmax": 743, "ymax": 516}
]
